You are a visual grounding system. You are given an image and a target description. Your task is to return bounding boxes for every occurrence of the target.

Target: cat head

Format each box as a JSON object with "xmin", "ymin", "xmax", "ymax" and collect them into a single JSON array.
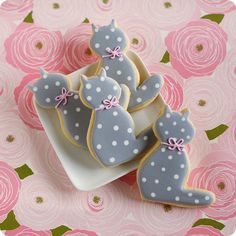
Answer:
[
  {"xmin": 90, "ymin": 19, "xmax": 128, "ymax": 56},
  {"xmin": 28, "ymin": 68, "xmax": 68, "ymax": 108},
  {"xmin": 80, "ymin": 68, "xmax": 122, "ymax": 109},
  {"xmin": 154, "ymin": 106, "xmax": 195, "ymax": 144}
]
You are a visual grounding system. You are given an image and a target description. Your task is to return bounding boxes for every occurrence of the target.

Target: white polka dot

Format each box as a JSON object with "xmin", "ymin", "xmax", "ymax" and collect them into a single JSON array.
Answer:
[
  {"xmin": 113, "ymin": 111, "xmax": 118, "ymax": 116},
  {"xmin": 141, "ymin": 85, "xmax": 147, "ymax": 90},
  {"xmin": 94, "ymin": 28, "xmax": 98, "ymax": 32},
  {"xmin": 161, "ymin": 148, "xmax": 165, "ymax": 152},
  {"xmin": 87, "ymin": 96, "xmax": 92, "ymax": 101},
  {"xmin": 164, "ymin": 130, "xmax": 169, "ymax": 135},
  {"xmin": 43, "ymin": 74, "xmax": 47, "ymax": 79},
  {"xmin": 205, "ymin": 196, "xmax": 210, "ymax": 200},
  {"xmin": 127, "ymin": 128, "xmax": 132, "ymax": 133},
  {"xmin": 44, "ymin": 85, "xmax": 49, "ymax": 89},
  {"xmin": 188, "ymin": 192, "xmax": 193, "ymax": 197},
  {"xmin": 46, "ymin": 98, "xmax": 50, "ymax": 103},
  {"xmin": 195, "ymin": 199, "xmax": 199, "ymax": 204},
  {"xmin": 97, "ymin": 124, "xmax": 102, "ymax": 129},
  {"xmin": 137, "ymin": 97, "xmax": 142, "ymax": 103},
  {"xmin": 119, "ymin": 57, "xmax": 124, "ymax": 62},
  {"xmin": 110, "ymin": 28, "xmax": 115, "ymax": 32},
  {"xmin": 113, "ymin": 125, "xmax": 119, "ymax": 131},
  {"xmin": 116, "ymin": 70, "xmax": 122, "ymax": 75},
  {"xmin": 63, "ymin": 110, "xmax": 68, "ymax": 115},
  {"xmin": 167, "ymin": 186, "xmax": 172, "ymax": 191},
  {"xmin": 142, "ymin": 177, "xmax": 147, "ymax": 183},
  {"xmin": 124, "ymin": 140, "xmax": 129, "ymax": 146},
  {"xmin": 180, "ymin": 164, "xmax": 185, "ymax": 168},
  {"xmin": 100, "ymin": 76, "xmax": 105, "ymax": 81},
  {"xmin": 86, "ymin": 83, "xmax": 92, "ymax": 89},
  {"xmin": 74, "ymin": 135, "xmax": 79, "ymax": 140},
  {"xmin": 112, "ymin": 141, "xmax": 117, "ymax": 146},
  {"xmin": 182, "ymin": 117, "xmax": 186, "ymax": 121},
  {"xmin": 96, "ymin": 87, "xmax": 101, "ymax": 93},
  {"xmin": 107, "ymin": 95, "xmax": 112, "ymax": 99},
  {"xmin": 173, "ymin": 121, "xmax": 177, "ymax": 126},
  {"xmin": 74, "ymin": 94, "xmax": 79, "ymax": 100},
  {"xmin": 105, "ymin": 66, "xmax": 109, "ymax": 70},
  {"xmin": 178, "ymin": 151, "xmax": 182, "ymax": 155},
  {"xmin": 109, "ymin": 157, "xmax": 116, "ymax": 163},
  {"xmin": 33, "ymin": 87, "xmax": 38, "ymax": 92},
  {"xmin": 155, "ymin": 83, "xmax": 160, "ymax": 88},
  {"xmin": 105, "ymin": 35, "xmax": 110, "ymax": 39},
  {"xmin": 168, "ymin": 155, "xmax": 173, "ymax": 160},
  {"xmin": 166, "ymin": 113, "xmax": 171, "ymax": 118},
  {"xmin": 161, "ymin": 167, "xmax": 166, "ymax": 172},
  {"xmin": 143, "ymin": 136, "xmax": 148, "ymax": 141},
  {"xmin": 113, "ymin": 85, "xmax": 118, "ymax": 91},
  {"xmin": 75, "ymin": 123, "xmax": 79, "ymax": 127},
  {"xmin": 117, "ymin": 37, "xmax": 122, "ymax": 42},
  {"xmin": 55, "ymin": 81, "xmax": 60, "ymax": 86},
  {"xmin": 175, "ymin": 196, "xmax": 180, "ymax": 201},
  {"xmin": 127, "ymin": 76, "xmax": 132, "ymax": 81},
  {"xmin": 186, "ymin": 135, "xmax": 191, "ymax": 140},
  {"xmin": 174, "ymin": 174, "xmax": 179, "ymax": 180},
  {"xmin": 181, "ymin": 128, "xmax": 185, "ymax": 133},
  {"xmin": 150, "ymin": 161, "xmax": 155, "ymax": 166},
  {"xmin": 133, "ymin": 149, "xmax": 139, "ymax": 154},
  {"xmin": 151, "ymin": 192, "xmax": 156, "ymax": 198},
  {"xmin": 159, "ymin": 122, "xmax": 163, "ymax": 126},
  {"xmin": 154, "ymin": 179, "xmax": 159, "ymax": 184},
  {"xmin": 76, "ymin": 107, "xmax": 81, "ymax": 112},
  {"xmin": 95, "ymin": 43, "xmax": 100, "ymax": 48},
  {"xmin": 96, "ymin": 144, "xmax": 102, "ymax": 150}
]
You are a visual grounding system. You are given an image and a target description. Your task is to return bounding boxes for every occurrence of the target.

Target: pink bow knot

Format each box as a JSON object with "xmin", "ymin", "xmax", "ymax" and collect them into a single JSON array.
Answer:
[
  {"xmin": 95, "ymin": 96, "xmax": 119, "ymax": 111},
  {"xmin": 102, "ymin": 46, "xmax": 122, "ymax": 59},
  {"xmin": 162, "ymin": 137, "xmax": 185, "ymax": 152},
  {"xmin": 55, "ymin": 87, "xmax": 73, "ymax": 108}
]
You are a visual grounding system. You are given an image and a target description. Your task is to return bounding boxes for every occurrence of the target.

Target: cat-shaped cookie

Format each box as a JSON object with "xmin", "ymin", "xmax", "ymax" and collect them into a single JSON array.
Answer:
[
  {"xmin": 28, "ymin": 69, "xmax": 91, "ymax": 148},
  {"xmin": 79, "ymin": 68, "xmax": 157, "ymax": 167},
  {"xmin": 137, "ymin": 106, "xmax": 215, "ymax": 207},
  {"xmin": 90, "ymin": 20, "xmax": 163, "ymax": 112}
]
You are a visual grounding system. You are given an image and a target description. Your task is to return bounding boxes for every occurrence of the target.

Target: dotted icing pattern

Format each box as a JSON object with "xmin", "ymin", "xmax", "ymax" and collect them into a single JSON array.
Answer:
[
  {"xmin": 29, "ymin": 69, "xmax": 91, "ymax": 148},
  {"xmin": 79, "ymin": 68, "xmax": 157, "ymax": 167},
  {"xmin": 90, "ymin": 20, "xmax": 164, "ymax": 112},
  {"xmin": 137, "ymin": 106, "xmax": 215, "ymax": 207}
]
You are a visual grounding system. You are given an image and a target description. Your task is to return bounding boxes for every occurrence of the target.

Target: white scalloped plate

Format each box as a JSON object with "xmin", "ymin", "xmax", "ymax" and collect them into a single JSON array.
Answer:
[{"xmin": 34, "ymin": 51, "xmax": 164, "ymax": 191}]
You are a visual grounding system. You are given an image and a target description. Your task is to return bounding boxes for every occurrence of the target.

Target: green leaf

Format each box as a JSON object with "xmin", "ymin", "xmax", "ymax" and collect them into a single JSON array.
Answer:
[
  {"xmin": 192, "ymin": 218, "xmax": 225, "ymax": 230},
  {"xmin": 0, "ymin": 211, "xmax": 20, "ymax": 230},
  {"xmin": 15, "ymin": 164, "xmax": 34, "ymax": 180},
  {"xmin": 51, "ymin": 225, "xmax": 71, "ymax": 236},
  {"xmin": 102, "ymin": 0, "xmax": 109, "ymax": 4},
  {"xmin": 160, "ymin": 51, "xmax": 170, "ymax": 64},
  {"xmin": 201, "ymin": 14, "xmax": 224, "ymax": 24},
  {"xmin": 205, "ymin": 124, "xmax": 228, "ymax": 140},
  {"xmin": 83, "ymin": 17, "xmax": 90, "ymax": 23},
  {"xmin": 23, "ymin": 11, "xmax": 34, "ymax": 23}
]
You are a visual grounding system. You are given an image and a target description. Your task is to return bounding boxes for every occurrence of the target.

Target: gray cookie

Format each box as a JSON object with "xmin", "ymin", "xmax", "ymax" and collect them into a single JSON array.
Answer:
[
  {"xmin": 137, "ymin": 106, "xmax": 215, "ymax": 207},
  {"xmin": 80, "ymin": 68, "xmax": 157, "ymax": 167},
  {"xmin": 90, "ymin": 19, "xmax": 163, "ymax": 112},
  {"xmin": 28, "ymin": 69, "xmax": 91, "ymax": 148}
]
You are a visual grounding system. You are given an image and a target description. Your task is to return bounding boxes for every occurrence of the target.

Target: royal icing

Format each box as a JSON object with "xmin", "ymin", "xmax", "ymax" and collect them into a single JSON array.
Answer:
[
  {"xmin": 28, "ymin": 69, "xmax": 91, "ymax": 148},
  {"xmin": 79, "ymin": 68, "xmax": 157, "ymax": 167},
  {"xmin": 90, "ymin": 19, "xmax": 163, "ymax": 112},
  {"xmin": 137, "ymin": 106, "xmax": 215, "ymax": 207}
]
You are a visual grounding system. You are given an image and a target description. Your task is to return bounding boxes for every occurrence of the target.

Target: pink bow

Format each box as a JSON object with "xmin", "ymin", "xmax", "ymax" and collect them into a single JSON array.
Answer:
[
  {"xmin": 55, "ymin": 87, "xmax": 73, "ymax": 108},
  {"xmin": 162, "ymin": 137, "xmax": 185, "ymax": 152},
  {"xmin": 95, "ymin": 96, "xmax": 119, "ymax": 111},
  {"xmin": 102, "ymin": 46, "xmax": 122, "ymax": 59}
]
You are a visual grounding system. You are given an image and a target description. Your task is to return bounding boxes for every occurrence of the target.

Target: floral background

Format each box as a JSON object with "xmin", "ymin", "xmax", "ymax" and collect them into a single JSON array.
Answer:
[{"xmin": 0, "ymin": 0, "xmax": 236, "ymax": 235}]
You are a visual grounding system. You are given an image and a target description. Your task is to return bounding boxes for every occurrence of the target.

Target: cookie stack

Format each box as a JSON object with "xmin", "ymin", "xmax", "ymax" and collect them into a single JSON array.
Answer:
[{"xmin": 29, "ymin": 20, "xmax": 215, "ymax": 208}]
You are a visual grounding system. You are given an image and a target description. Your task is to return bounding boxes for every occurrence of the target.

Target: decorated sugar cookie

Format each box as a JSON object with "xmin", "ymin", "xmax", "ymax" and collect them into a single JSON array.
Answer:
[
  {"xmin": 79, "ymin": 68, "xmax": 156, "ymax": 167},
  {"xmin": 29, "ymin": 69, "xmax": 91, "ymax": 148},
  {"xmin": 90, "ymin": 20, "xmax": 163, "ymax": 112},
  {"xmin": 137, "ymin": 106, "xmax": 215, "ymax": 207}
]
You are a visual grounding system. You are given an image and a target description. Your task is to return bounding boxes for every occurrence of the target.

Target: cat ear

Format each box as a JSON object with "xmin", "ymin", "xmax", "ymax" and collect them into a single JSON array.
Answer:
[
  {"xmin": 80, "ymin": 75, "xmax": 88, "ymax": 86},
  {"xmin": 110, "ymin": 19, "xmax": 116, "ymax": 28},
  {"xmin": 165, "ymin": 105, "xmax": 172, "ymax": 114},
  {"xmin": 181, "ymin": 108, "xmax": 190, "ymax": 118},
  {"xmin": 92, "ymin": 23, "xmax": 98, "ymax": 33},
  {"xmin": 39, "ymin": 68, "xmax": 47, "ymax": 78},
  {"xmin": 99, "ymin": 68, "xmax": 107, "ymax": 78}
]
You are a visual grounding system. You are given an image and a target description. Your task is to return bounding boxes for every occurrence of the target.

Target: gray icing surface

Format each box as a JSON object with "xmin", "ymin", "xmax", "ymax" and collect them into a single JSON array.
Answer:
[
  {"xmin": 28, "ymin": 69, "xmax": 91, "ymax": 148},
  {"xmin": 80, "ymin": 69, "xmax": 157, "ymax": 167},
  {"xmin": 90, "ymin": 20, "xmax": 163, "ymax": 111},
  {"xmin": 138, "ymin": 106, "xmax": 215, "ymax": 206}
]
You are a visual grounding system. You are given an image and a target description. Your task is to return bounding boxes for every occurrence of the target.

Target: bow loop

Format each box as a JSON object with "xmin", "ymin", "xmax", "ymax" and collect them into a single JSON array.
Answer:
[
  {"xmin": 55, "ymin": 87, "xmax": 74, "ymax": 108},
  {"xmin": 95, "ymin": 96, "xmax": 119, "ymax": 111},
  {"xmin": 162, "ymin": 137, "xmax": 185, "ymax": 152},
  {"xmin": 102, "ymin": 46, "xmax": 123, "ymax": 59}
]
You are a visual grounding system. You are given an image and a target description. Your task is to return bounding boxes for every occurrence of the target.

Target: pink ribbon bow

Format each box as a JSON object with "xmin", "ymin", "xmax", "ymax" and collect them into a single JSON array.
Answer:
[
  {"xmin": 102, "ymin": 46, "xmax": 122, "ymax": 59},
  {"xmin": 95, "ymin": 96, "xmax": 119, "ymax": 111},
  {"xmin": 162, "ymin": 137, "xmax": 185, "ymax": 152},
  {"xmin": 55, "ymin": 87, "xmax": 74, "ymax": 108}
]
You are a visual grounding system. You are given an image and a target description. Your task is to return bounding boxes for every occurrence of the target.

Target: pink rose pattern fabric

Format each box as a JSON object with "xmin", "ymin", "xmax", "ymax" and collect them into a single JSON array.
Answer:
[{"xmin": 0, "ymin": 0, "xmax": 235, "ymax": 235}]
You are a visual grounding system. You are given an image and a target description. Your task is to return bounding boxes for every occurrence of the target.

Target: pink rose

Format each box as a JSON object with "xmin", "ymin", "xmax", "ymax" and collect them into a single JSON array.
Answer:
[
  {"xmin": 64, "ymin": 229, "xmax": 97, "ymax": 236},
  {"xmin": 185, "ymin": 225, "xmax": 224, "ymax": 236},
  {"xmin": 33, "ymin": 0, "xmax": 87, "ymax": 33},
  {"xmin": 5, "ymin": 23, "xmax": 65, "ymax": 73},
  {"xmin": 119, "ymin": 170, "xmax": 136, "ymax": 186},
  {"xmin": 6, "ymin": 225, "xmax": 51, "ymax": 236},
  {"xmin": 14, "ymin": 73, "xmax": 43, "ymax": 130},
  {"xmin": 0, "ymin": 161, "xmax": 21, "ymax": 217},
  {"xmin": 188, "ymin": 151, "xmax": 236, "ymax": 220},
  {"xmin": 63, "ymin": 23, "xmax": 98, "ymax": 73},
  {"xmin": 0, "ymin": 0, "xmax": 33, "ymax": 20},
  {"xmin": 165, "ymin": 19, "xmax": 227, "ymax": 78},
  {"xmin": 196, "ymin": 0, "xmax": 236, "ymax": 13}
]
